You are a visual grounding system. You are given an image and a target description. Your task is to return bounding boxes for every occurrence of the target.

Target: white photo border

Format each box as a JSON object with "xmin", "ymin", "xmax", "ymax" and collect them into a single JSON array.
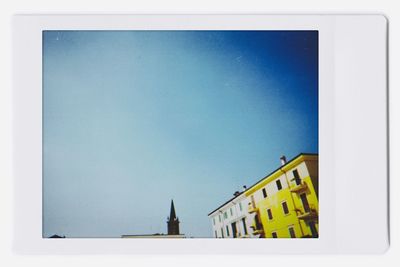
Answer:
[{"xmin": 13, "ymin": 14, "xmax": 388, "ymax": 254}]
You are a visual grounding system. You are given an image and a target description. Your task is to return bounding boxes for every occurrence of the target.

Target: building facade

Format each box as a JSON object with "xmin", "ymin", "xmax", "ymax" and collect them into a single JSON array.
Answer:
[
  {"xmin": 245, "ymin": 153, "xmax": 318, "ymax": 238},
  {"xmin": 208, "ymin": 191, "xmax": 254, "ymax": 238},
  {"xmin": 208, "ymin": 153, "xmax": 318, "ymax": 238}
]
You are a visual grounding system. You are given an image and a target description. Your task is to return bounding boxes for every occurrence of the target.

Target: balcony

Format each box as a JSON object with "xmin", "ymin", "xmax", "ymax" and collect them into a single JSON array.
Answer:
[
  {"xmin": 290, "ymin": 182, "xmax": 308, "ymax": 193},
  {"xmin": 252, "ymin": 228, "xmax": 265, "ymax": 236},
  {"xmin": 248, "ymin": 202, "xmax": 259, "ymax": 214},
  {"xmin": 295, "ymin": 205, "xmax": 318, "ymax": 220},
  {"xmin": 250, "ymin": 225, "xmax": 264, "ymax": 236},
  {"xmin": 250, "ymin": 217, "xmax": 264, "ymax": 236}
]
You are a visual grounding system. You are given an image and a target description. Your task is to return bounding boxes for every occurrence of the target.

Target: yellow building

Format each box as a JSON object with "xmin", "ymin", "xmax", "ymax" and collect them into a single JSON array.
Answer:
[{"xmin": 245, "ymin": 153, "xmax": 318, "ymax": 238}]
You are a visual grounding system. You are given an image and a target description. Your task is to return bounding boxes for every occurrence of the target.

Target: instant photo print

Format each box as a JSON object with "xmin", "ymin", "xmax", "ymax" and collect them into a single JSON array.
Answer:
[{"xmin": 13, "ymin": 14, "xmax": 388, "ymax": 254}]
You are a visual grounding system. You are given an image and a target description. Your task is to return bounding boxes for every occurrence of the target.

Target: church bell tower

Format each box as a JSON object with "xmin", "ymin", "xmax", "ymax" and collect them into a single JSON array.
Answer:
[{"xmin": 167, "ymin": 199, "xmax": 180, "ymax": 235}]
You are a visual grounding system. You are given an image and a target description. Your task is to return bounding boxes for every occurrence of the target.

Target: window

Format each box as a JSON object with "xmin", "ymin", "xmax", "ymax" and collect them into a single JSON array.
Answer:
[
  {"xmin": 239, "ymin": 202, "xmax": 242, "ymax": 211},
  {"xmin": 282, "ymin": 201, "xmax": 289, "ymax": 215},
  {"xmin": 254, "ymin": 214, "xmax": 262, "ymax": 229},
  {"xmin": 300, "ymin": 193, "xmax": 310, "ymax": 212},
  {"xmin": 215, "ymin": 230, "xmax": 218, "ymax": 238},
  {"xmin": 276, "ymin": 179, "xmax": 282, "ymax": 190},
  {"xmin": 308, "ymin": 221, "xmax": 318, "ymax": 238},
  {"xmin": 226, "ymin": 225, "xmax": 230, "ymax": 236},
  {"xmin": 230, "ymin": 207, "xmax": 233, "ymax": 216},
  {"xmin": 288, "ymin": 227, "xmax": 296, "ymax": 238},
  {"xmin": 213, "ymin": 217, "xmax": 215, "ymax": 225},
  {"xmin": 218, "ymin": 215, "xmax": 221, "ymax": 222},
  {"xmin": 250, "ymin": 195, "xmax": 256, "ymax": 208},
  {"xmin": 267, "ymin": 208, "xmax": 273, "ymax": 220},
  {"xmin": 271, "ymin": 232, "xmax": 278, "ymax": 238},
  {"xmin": 293, "ymin": 169, "xmax": 301, "ymax": 185},
  {"xmin": 221, "ymin": 228, "xmax": 224, "ymax": 238},
  {"xmin": 231, "ymin": 222, "xmax": 237, "ymax": 238},
  {"xmin": 224, "ymin": 211, "xmax": 228, "ymax": 219},
  {"xmin": 262, "ymin": 188, "xmax": 267, "ymax": 198},
  {"xmin": 242, "ymin": 218, "xmax": 248, "ymax": 235}
]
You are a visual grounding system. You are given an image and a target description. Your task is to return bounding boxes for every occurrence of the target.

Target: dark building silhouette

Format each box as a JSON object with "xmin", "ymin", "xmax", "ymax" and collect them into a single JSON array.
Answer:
[
  {"xmin": 49, "ymin": 234, "xmax": 65, "ymax": 238},
  {"xmin": 167, "ymin": 199, "xmax": 180, "ymax": 235}
]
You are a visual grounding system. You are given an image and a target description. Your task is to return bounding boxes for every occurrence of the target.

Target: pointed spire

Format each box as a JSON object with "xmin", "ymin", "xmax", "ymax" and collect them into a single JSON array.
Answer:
[
  {"xmin": 169, "ymin": 199, "xmax": 177, "ymax": 220},
  {"xmin": 167, "ymin": 199, "xmax": 180, "ymax": 235}
]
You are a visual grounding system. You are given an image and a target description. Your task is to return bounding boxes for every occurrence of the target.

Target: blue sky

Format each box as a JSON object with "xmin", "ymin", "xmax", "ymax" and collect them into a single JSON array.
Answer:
[{"xmin": 43, "ymin": 31, "xmax": 318, "ymax": 237}]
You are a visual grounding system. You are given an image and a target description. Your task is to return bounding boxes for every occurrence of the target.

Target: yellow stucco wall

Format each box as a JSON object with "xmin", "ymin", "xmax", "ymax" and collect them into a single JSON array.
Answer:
[{"xmin": 246, "ymin": 154, "xmax": 319, "ymax": 238}]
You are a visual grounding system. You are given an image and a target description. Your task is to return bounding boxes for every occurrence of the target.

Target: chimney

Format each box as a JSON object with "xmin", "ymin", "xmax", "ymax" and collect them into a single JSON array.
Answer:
[
  {"xmin": 243, "ymin": 185, "xmax": 247, "ymax": 191},
  {"xmin": 280, "ymin": 155, "xmax": 287, "ymax": 166}
]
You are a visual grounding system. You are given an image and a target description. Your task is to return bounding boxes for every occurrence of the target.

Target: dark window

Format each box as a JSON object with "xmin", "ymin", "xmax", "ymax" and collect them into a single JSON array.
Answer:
[
  {"xmin": 271, "ymin": 232, "xmax": 278, "ymax": 238},
  {"xmin": 254, "ymin": 214, "xmax": 262, "ymax": 229},
  {"xmin": 215, "ymin": 230, "xmax": 218, "ymax": 238},
  {"xmin": 262, "ymin": 188, "xmax": 267, "ymax": 198},
  {"xmin": 231, "ymin": 222, "xmax": 237, "ymax": 238},
  {"xmin": 226, "ymin": 225, "xmax": 230, "ymax": 236},
  {"xmin": 221, "ymin": 228, "xmax": 224, "ymax": 238},
  {"xmin": 309, "ymin": 221, "xmax": 319, "ymax": 238},
  {"xmin": 276, "ymin": 179, "xmax": 282, "ymax": 190},
  {"xmin": 289, "ymin": 227, "xmax": 296, "ymax": 238},
  {"xmin": 242, "ymin": 218, "xmax": 248, "ymax": 235},
  {"xmin": 267, "ymin": 208, "xmax": 273, "ymax": 220},
  {"xmin": 300, "ymin": 193, "xmax": 310, "ymax": 212},
  {"xmin": 293, "ymin": 169, "xmax": 301, "ymax": 185},
  {"xmin": 282, "ymin": 201, "xmax": 289, "ymax": 214}
]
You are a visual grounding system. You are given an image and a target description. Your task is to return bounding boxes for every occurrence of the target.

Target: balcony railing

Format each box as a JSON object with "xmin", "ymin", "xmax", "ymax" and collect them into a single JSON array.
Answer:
[
  {"xmin": 252, "ymin": 228, "xmax": 265, "ymax": 236},
  {"xmin": 295, "ymin": 204, "xmax": 318, "ymax": 220},
  {"xmin": 250, "ymin": 224, "xmax": 264, "ymax": 236},
  {"xmin": 290, "ymin": 182, "xmax": 308, "ymax": 193},
  {"xmin": 248, "ymin": 202, "xmax": 259, "ymax": 214}
]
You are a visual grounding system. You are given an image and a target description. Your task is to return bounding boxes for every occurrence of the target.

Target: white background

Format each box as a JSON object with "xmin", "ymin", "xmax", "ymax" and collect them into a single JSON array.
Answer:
[{"xmin": 0, "ymin": 0, "xmax": 397, "ymax": 266}]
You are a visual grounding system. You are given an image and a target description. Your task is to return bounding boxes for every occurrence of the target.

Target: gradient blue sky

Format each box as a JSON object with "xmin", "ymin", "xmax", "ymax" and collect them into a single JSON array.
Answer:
[{"xmin": 43, "ymin": 31, "xmax": 318, "ymax": 238}]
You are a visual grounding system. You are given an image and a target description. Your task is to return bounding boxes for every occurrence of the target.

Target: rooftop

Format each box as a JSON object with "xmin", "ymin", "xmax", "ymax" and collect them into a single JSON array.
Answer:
[{"xmin": 207, "ymin": 152, "xmax": 318, "ymax": 216}]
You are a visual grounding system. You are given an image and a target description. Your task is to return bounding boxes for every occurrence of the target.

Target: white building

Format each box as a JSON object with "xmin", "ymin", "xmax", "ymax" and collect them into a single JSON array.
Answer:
[{"xmin": 208, "ymin": 190, "xmax": 254, "ymax": 238}]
